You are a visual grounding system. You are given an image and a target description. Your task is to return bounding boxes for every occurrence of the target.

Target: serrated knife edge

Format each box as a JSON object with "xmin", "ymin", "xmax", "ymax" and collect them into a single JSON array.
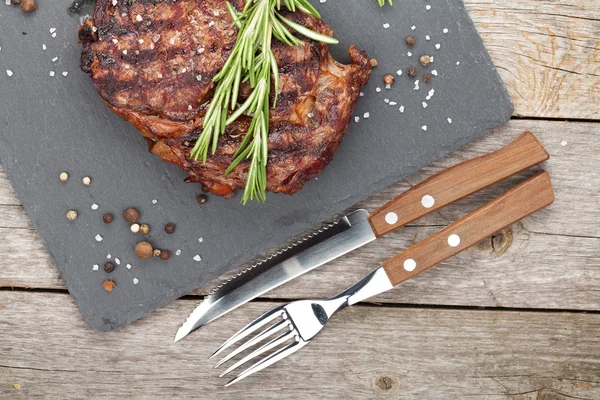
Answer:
[{"xmin": 175, "ymin": 214, "xmax": 358, "ymax": 342}]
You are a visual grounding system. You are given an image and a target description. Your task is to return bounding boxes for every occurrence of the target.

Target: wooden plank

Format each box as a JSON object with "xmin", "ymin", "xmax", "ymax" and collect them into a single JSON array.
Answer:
[
  {"xmin": 1, "ymin": 291, "xmax": 599, "ymax": 399},
  {"xmin": 0, "ymin": 120, "xmax": 598, "ymax": 311},
  {"xmin": 466, "ymin": 0, "xmax": 600, "ymax": 120}
]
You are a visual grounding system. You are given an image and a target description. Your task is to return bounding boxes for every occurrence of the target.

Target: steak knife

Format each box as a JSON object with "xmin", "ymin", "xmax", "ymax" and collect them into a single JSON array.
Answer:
[{"xmin": 175, "ymin": 131, "xmax": 549, "ymax": 342}]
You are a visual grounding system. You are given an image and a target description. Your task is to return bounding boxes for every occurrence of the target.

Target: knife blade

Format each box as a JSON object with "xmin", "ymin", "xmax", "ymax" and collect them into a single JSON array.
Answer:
[
  {"xmin": 175, "ymin": 209, "xmax": 376, "ymax": 342},
  {"xmin": 175, "ymin": 131, "xmax": 550, "ymax": 342}
]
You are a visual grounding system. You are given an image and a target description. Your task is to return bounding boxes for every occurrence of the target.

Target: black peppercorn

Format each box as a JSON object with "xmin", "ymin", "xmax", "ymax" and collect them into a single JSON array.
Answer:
[
  {"xmin": 160, "ymin": 250, "xmax": 171, "ymax": 260},
  {"xmin": 407, "ymin": 67, "xmax": 417, "ymax": 78},
  {"xmin": 104, "ymin": 262, "xmax": 115, "ymax": 273},
  {"xmin": 197, "ymin": 194, "xmax": 207, "ymax": 204},
  {"xmin": 405, "ymin": 36, "xmax": 415, "ymax": 47},
  {"xmin": 165, "ymin": 223, "xmax": 176, "ymax": 234},
  {"xmin": 103, "ymin": 213, "xmax": 113, "ymax": 224}
]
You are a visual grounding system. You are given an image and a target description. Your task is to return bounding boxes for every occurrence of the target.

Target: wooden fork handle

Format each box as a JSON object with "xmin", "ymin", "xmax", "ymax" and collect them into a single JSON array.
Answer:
[
  {"xmin": 368, "ymin": 132, "xmax": 549, "ymax": 237},
  {"xmin": 382, "ymin": 171, "xmax": 554, "ymax": 287}
]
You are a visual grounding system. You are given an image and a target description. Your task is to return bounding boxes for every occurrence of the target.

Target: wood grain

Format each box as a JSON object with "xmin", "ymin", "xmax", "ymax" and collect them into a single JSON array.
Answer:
[
  {"xmin": 466, "ymin": 0, "xmax": 600, "ymax": 120},
  {"xmin": 383, "ymin": 171, "xmax": 554, "ymax": 286},
  {"xmin": 1, "ymin": 291, "xmax": 599, "ymax": 400},
  {"xmin": 369, "ymin": 132, "xmax": 549, "ymax": 237}
]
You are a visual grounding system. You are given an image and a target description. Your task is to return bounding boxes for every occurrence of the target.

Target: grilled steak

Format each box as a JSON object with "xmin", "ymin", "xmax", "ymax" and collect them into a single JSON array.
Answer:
[{"xmin": 79, "ymin": 0, "xmax": 372, "ymax": 198}]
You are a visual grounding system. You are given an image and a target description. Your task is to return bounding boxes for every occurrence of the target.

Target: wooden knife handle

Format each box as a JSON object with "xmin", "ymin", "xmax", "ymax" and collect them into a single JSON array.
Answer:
[
  {"xmin": 382, "ymin": 171, "xmax": 554, "ymax": 287},
  {"xmin": 368, "ymin": 131, "xmax": 549, "ymax": 237}
]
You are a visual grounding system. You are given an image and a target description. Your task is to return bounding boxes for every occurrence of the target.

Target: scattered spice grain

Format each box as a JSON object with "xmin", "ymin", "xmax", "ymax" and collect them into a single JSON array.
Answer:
[
  {"xmin": 423, "ymin": 74, "xmax": 431, "ymax": 83},
  {"xmin": 59, "ymin": 172, "xmax": 69, "ymax": 182},
  {"xmin": 140, "ymin": 223, "xmax": 150, "ymax": 235},
  {"xmin": 104, "ymin": 262, "xmax": 115, "ymax": 273},
  {"xmin": 103, "ymin": 213, "xmax": 113, "ymax": 224},
  {"xmin": 123, "ymin": 208, "xmax": 139, "ymax": 223},
  {"xmin": 159, "ymin": 250, "xmax": 171, "ymax": 260},
  {"xmin": 130, "ymin": 223, "xmax": 140, "ymax": 233},
  {"xmin": 165, "ymin": 223, "xmax": 176, "ymax": 234},
  {"xmin": 153, "ymin": 249, "xmax": 162, "ymax": 257},
  {"xmin": 407, "ymin": 67, "xmax": 417, "ymax": 78},
  {"xmin": 103, "ymin": 279, "xmax": 116, "ymax": 291},
  {"xmin": 135, "ymin": 241, "xmax": 153, "ymax": 260},
  {"xmin": 420, "ymin": 55, "xmax": 431, "ymax": 66},
  {"xmin": 383, "ymin": 74, "xmax": 395, "ymax": 86},
  {"xmin": 20, "ymin": 0, "xmax": 35, "ymax": 13},
  {"xmin": 369, "ymin": 58, "xmax": 378, "ymax": 68},
  {"xmin": 405, "ymin": 36, "xmax": 415, "ymax": 47},
  {"xmin": 197, "ymin": 194, "xmax": 207, "ymax": 204},
  {"xmin": 82, "ymin": 176, "xmax": 91, "ymax": 185},
  {"xmin": 66, "ymin": 210, "xmax": 78, "ymax": 221}
]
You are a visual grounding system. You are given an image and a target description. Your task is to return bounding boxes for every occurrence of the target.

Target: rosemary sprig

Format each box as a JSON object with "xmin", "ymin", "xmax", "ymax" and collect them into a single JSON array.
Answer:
[
  {"xmin": 378, "ymin": 0, "xmax": 392, "ymax": 6},
  {"xmin": 190, "ymin": 0, "xmax": 338, "ymax": 204}
]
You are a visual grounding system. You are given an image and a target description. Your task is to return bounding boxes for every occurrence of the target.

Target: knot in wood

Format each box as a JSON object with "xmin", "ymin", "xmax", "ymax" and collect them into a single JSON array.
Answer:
[{"xmin": 375, "ymin": 375, "xmax": 397, "ymax": 391}]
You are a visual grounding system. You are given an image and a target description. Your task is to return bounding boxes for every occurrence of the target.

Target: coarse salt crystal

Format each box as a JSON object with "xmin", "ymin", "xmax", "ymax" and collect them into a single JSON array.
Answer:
[
  {"xmin": 389, "ymin": 101, "xmax": 397, "ymax": 106},
  {"xmin": 133, "ymin": 278, "xmax": 139, "ymax": 285},
  {"xmin": 383, "ymin": 23, "xmax": 390, "ymax": 29},
  {"xmin": 407, "ymin": 51, "xmax": 412, "ymax": 57},
  {"xmin": 447, "ymin": 118, "xmax": 453, "ymax": 124},
  {"xmin": 359, "ymin": 92, "xmax": 364, "ymax": 97},
  {"xmin": 93, "ymin": 264, "xmax": 99, "ymax": 271},
  {"xmin": 411, "ymin": 25, "xmax": 416, "ymax": 31},
  {"xmin": 363, "ymin": 112, "xmax": 370, "ymax": 119},
  {"xmin": 431, "ymin": 70, "xmax": 438, "ymax": 76},
  {"xmin": 193, "ymin": 255, "xmax": 201, "ymax": 262},
  {"xmin": 123, "ymin": 49, "xmax": 128, "ymax": 55},
  {"xmin": 50, "ymin": 28, "xmax": 56, "ymax": 34},
  {"xmin": 152, "ymin": 199, "xmax": 158, "ymax": 204},
  {"xmin": 126, "ymin": 264, "xmax": 132, "ymax": 269},
  {"xmin": 52, "ymin": 56, "xmax": 58, "ymax": 62},
  {"xmin": 385, "ymin": 84, "xmax": 391, "ymax": 89},
  {"xmin": 49, "ymin": 71, "xmax": 55, "ymax": 77},
  {"xmin": 354, "ymin": 116, "xmax": 360, "ymax": 123},
  {"xmin": 62, "ymin": 71, "xmax": 68, "ymax": 77},
  {"xmin": 435, "ymin": 43, "xmax": 441, "ymax": 49},
  {"xmin": 561, "ymin": 140, "xmax": 568, "ymax": 147},
  {"xmin": 198, "ymin": 237, "xmax": 203, "ymax": 243},
  {"xmin": 42, "ymin": 44, "xmax": 47, "ymax": 50},
  {"xmin": 196, "ymin": 74, "xmax": 202, "ymax": 81},
  {"xmin": 107, "ymin": 254, "xmax": 112, "ymax": 259},
  {"xmin": 422, "ymin": 102, "xmax": 428, "ymax": 108},
  {"xmin": 6, "ymin": 70, "xmax": 13, "ymax": 77},
  {"xmin": 376, "ymin": 87, "xmax": 382, "ymax": 93},
  {"xmin": 188, "ymin": 105, "xmax": 193, "ymax": 111},
  {"xmin": 425, "ymin": 5, "xmax": 431, "ymax": 10},
  {"xmin": 115, "ymin": 258, "xmax": 121, "ymax": 265},
  {"xmin": 443, "ymin": 28, "xmax": 449, "ymax": 34},
  {"xmin": 91, "ymin": 203, "xmax": 99, "ymax": 210},
  {"xmin": 136, "ymin": 14, "xmax": 143, "ymax": 22},
  {"xmin": 112, "ymin": 0, "xmax": 117, "ymax": 5},
  {"xmin": 384, "ymin": 98, "xmax": 390, "ymax": 103},
  {"xmin": 138, "ymin": 39, "xmax": 144, "ymax": 44},
  {"xmin": 396, "ymin": 70, "xmax": 403, "ymax": 76},
  {"xmin": 112, "ymin": 39, "xmax": 119, "ymax": 44},
  {"xmin": 421, "ymin": 125, "xmax": 428, "ymax": 131},
  {"xmin": 399, "ymin": 106, "xmax": 405, "ymax": 113},
  {"xmin": 52, "ymin": 32, "xmax": 57, "ymax": 38},
  {"xmin": 176, "ymin": 249, "xmax": 182, "ymax": 256},
  {"xmin": 457, "ymin": 61, "xmax": 461, "ymax": 65},
  {"xmin": 95, "ymin": 234, "xmax": 103, "ymax": 242},
  {"xmin": 425, "ymin": 35, "xmax": 431, "ymax": 41}
]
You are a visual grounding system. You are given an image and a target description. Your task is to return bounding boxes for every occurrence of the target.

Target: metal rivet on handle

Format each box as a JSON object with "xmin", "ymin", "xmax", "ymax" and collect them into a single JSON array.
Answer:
[
  {"xmin": 404, "ymin": 259, "xmax": 417, "ymax": 271},
  {"xmin": 448, "ymin": 234, "xmax": 461, "ymax": 247},
  {"xmin": 385, "ymin": 212, "xmax": 398, "ymax": 225},
  {"xmin": 421, "ymin": 195, "xmax": 435, "ymax": 209}
]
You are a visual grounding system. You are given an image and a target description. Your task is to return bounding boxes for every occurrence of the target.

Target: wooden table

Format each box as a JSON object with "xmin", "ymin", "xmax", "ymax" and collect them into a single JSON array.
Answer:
[{"xmin": 1, "ymin": 1, "xmax": 599, "ymax": 398}]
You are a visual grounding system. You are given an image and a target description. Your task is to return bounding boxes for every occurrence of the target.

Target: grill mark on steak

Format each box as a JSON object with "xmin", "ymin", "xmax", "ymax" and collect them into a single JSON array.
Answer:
[{"xmin": 80, "ymin": 0, "xmax": 371, "ymax": 197}]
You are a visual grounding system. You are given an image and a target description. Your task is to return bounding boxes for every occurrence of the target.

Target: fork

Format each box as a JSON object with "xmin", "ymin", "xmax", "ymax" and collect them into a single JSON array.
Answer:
[{"xmin": 212, "ymin": 171, "xmax": 554, "ymax": 386}]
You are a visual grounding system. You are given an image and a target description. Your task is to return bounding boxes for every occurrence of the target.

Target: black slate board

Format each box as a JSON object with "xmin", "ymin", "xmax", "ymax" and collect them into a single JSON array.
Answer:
[{"xmin": 0, "ymin": 0, "xmax": 512, "ymax": 331}]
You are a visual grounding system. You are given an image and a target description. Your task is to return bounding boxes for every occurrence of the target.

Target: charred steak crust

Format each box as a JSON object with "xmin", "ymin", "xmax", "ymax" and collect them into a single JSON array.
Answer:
[{"xmin": 80, "ymin": 0, "xmax": 372, "ymax": 197}]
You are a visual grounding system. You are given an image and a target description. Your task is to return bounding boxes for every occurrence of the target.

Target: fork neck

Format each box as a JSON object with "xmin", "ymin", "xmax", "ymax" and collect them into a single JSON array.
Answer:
[{"xmin": 329, "ymin": 266, "xmax": 394, "ymax": 308}]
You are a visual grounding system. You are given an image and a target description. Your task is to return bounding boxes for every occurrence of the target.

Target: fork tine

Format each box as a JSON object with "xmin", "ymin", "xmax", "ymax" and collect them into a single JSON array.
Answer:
[
  {"xmin": 224, "ymin": 338, "xmax": 308, "ymax": 387},
  {"xmin": 210, "ymin": 305, "xmax": 286, "ymax": 360},
  {"xmin": 214, "ymin": 319, "xmax": 293, "ymax": 369},
  {"xmin": 219, "ymin": 330, "xmax": 296, "ymax": 377}
]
